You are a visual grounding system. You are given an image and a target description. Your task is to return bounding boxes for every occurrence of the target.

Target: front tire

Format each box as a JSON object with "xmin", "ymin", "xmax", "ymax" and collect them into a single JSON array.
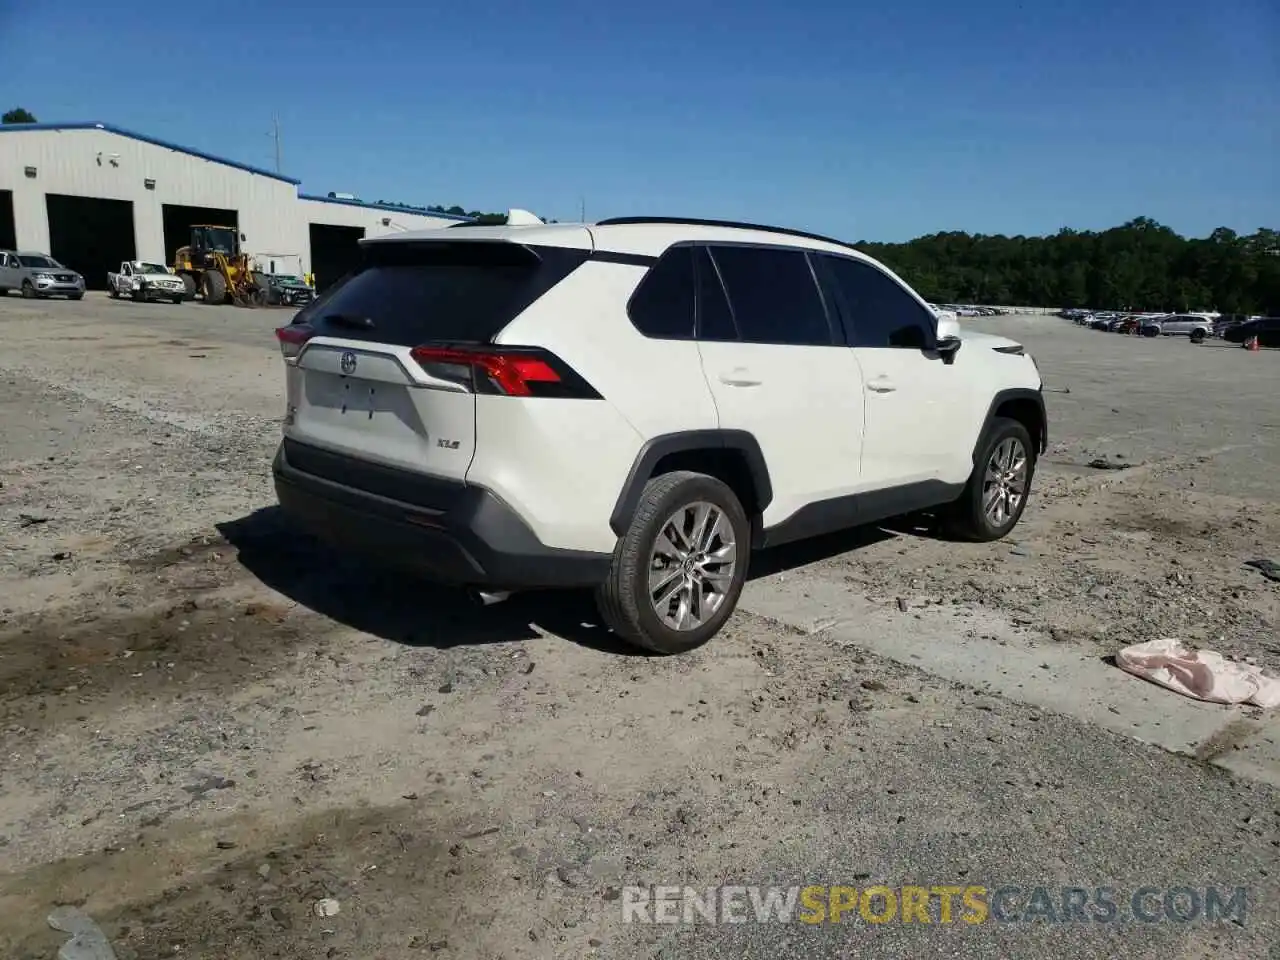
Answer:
[
  {"xmin": 181, "ymin": 274, "xmax": 197, "ymax": 300},
  {"xmin": 944, "ymin": 417, "xmax": 1036, "ymax": 542},
  {"xmin": 595, "ymin": 471, "xmax": 750, "ymax": 655},
  {"xmin": 21, "ymin": 280, "xmax": 36, "ymax": 299},
  {"xmin": 202, "ymin": 271, "xmax": 227, "ymax": 305}
]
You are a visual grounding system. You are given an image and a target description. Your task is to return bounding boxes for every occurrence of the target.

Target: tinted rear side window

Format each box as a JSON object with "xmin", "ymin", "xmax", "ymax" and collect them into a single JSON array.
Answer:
[
  {"xmin": 297, "ymin": 241, "xmax": 589, "ymax": 346},
  {"xmin": 693, "ymin": 246, "xmax": 737, "ymax": 341},
  {"xmin": 708, "ymin": 246, "xmax": 833, "ymax": 346},
  {"xmin": 627, "ymin": 245, "xmax": 695, "ymax": 338},
  {"xmin": 821, "ymin": 256, "xmax": 936, "ymax": 349}
]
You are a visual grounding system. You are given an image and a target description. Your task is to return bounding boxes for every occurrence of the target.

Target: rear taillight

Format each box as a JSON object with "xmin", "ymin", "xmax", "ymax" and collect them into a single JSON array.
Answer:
[
  {"xmin": 275, "ymin": 323, "xmax": 315, "ymax": 361},
  {"xmin": 409, "ymin": 344, "xmax": 600, "ymax": 399}
]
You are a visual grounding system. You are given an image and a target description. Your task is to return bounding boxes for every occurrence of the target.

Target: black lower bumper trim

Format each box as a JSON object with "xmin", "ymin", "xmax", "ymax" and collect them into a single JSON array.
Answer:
[{"xmin": 272, "ymin": 441, "xmax": 611, "ymax": 589}]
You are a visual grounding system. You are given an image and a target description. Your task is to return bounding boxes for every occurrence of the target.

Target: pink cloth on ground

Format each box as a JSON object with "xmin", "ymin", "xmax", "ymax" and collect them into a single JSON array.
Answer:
[{"xmin": 1116, "ymin": 638, "xmax": 1280, "ymax": 709}]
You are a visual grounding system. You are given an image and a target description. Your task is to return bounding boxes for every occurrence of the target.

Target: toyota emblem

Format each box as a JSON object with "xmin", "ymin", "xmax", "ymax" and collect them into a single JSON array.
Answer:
[{"xmin": 340, "ymin": 351, "xmax": 358, "ymax": 375}]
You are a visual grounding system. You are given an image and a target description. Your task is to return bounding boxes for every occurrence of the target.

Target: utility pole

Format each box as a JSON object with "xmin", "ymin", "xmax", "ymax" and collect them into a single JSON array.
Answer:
[
  {"xmin": 271, "ymin": 115, "xmax": 282, "ymax": 174},
  {"xmin": 579, "ymin": 196, "xmax": 585, "ymax": 223}
]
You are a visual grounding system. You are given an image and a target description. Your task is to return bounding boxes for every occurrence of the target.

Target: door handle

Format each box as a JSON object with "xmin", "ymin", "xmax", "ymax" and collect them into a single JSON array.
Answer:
[
  {"xmin": 866, "ymin": 378, "xmax": 897, "ymax": 394},
  {"xmin": 718, "ymin": 370, "xmax": 762, "ymax": 387}
]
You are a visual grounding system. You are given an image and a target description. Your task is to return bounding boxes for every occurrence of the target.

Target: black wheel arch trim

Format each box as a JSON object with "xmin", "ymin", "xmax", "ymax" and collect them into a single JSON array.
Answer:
[
  {"xmin": 972, "ymin": 387, "xmax": 1048, "ymax": 464},
  {"xmin": 609, "ymin": 430, "xmax": 773, "ymax": 536}
]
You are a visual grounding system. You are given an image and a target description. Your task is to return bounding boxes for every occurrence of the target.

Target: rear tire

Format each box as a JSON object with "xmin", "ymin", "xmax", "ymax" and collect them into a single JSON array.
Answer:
[
  {"xmin": 202, "ymin": 270, "xmax": 227, "ymax": 305},
  {"xmin": 595, "ymin": 471, "xmax": 750, "ymax": 655},
  {"xmin": 943, "ymin": 417, "xmax": 1036, "ymax": 542}
]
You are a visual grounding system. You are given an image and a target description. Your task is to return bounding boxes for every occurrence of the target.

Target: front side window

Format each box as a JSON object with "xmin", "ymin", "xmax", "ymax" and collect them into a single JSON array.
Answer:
[
  {"xmin": 822, "ymin": 256, "xmax": 936, "ymax": 349},
  {"xmin": 707, "ymin": 245, "xmax": 833, "ymax": 346}
]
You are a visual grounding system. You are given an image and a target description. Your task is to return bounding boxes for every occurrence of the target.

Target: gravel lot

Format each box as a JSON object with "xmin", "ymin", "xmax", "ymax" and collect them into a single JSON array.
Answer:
[{"xmin": 1, "ymin": 295, "xmax": 1277, "ymax": 960}]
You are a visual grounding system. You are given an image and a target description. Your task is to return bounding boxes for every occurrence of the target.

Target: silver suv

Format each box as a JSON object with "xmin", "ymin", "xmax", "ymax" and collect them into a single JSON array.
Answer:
[
  {"xmin": 1141, "ymin": 314, "xmax": 1213, "ymax": 343},
  {"xmin": 0, "ymin": 250, "xmax": 86, "ymax": 300}
]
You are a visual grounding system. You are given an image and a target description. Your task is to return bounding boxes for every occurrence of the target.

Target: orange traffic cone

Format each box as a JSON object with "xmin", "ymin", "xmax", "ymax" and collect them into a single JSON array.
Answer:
[{"xmin": 1247, "ymin": 335, "xmax": 1261, "ymax": 352}]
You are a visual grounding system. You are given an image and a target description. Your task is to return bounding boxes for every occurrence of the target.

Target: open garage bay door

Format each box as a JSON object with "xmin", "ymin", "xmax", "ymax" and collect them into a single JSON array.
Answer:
[
  {"xmin": 0, "ymin": 191, "xmax": 15, "ymax": 251},
  {"xmin": 163, "ymin": 204, "xmax": 238, "ymax": 266},
  {"xmin": 309, "ymin": 224, "xmax": 366, "ymax": 292},
  {"xmin": 46, "ymin": 195, "xmax": 135, "ymax": 291}
]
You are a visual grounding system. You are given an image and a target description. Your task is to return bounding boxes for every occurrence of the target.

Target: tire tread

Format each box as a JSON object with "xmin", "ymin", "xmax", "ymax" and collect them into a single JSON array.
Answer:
[
  {"xmin": 596, "ymin": 471, "xmax": 746, "ymax": 655},
  {"xmin": 944, "ymin": 416, "xmax": 1035, "ymax": 542}
]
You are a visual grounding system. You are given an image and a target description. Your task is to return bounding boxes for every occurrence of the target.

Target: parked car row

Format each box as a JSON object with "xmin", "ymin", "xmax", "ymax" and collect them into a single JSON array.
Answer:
[
  {"xmin": 0, "ymin": 250, "xmax": 86, "ymax": 299},
  {"xmin": 0, "ymin": 250, "xmax": 320, "ymax": 309},
  {"xmin": 936, "ymin": 304, "xmax": 1009, "ymax": 317},
  {"xmin": 1060, "ymin": 308, "xmax": 1277, "ymax": 347}
]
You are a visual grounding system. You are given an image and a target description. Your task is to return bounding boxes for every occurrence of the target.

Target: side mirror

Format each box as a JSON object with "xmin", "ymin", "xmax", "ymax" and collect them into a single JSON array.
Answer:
[
  {"xmin": 240, "ymin": 233, "xmax": 247, "ymax": 242},
  {"xmin": 936, "ymin": 336, "xmax": 962, "ymax": 365},
  {"xmin": 935, "ymin": 314, "xmax": 960, "ymax": 341}
]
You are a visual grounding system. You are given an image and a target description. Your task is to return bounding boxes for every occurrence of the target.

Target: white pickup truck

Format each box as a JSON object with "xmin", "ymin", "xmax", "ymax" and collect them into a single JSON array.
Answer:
[{"xmin": 107, "ymin": 261, "xmax": 187, "ymax": 303}]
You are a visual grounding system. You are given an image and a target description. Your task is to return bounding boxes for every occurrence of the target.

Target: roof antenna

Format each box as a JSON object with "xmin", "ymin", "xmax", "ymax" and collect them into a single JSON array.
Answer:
[{"xmin": 506, "ymin": 208, "xmax": 544, "ymax": 226}]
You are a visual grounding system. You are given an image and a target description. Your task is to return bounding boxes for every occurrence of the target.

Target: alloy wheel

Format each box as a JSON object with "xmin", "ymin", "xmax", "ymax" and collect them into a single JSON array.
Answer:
[
  {"xmin": 982, "ymin": 437, "xmax": 1028, "ymax": 528},
  {"xmin": 648, "ymin": 501, "xmax": 737, "ymax": 631}
]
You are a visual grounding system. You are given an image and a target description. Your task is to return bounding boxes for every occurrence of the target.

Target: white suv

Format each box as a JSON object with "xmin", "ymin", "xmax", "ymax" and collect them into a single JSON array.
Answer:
[{"xmin": 272, "ymin": 217, "xmax": 1047, "ymax": 654}]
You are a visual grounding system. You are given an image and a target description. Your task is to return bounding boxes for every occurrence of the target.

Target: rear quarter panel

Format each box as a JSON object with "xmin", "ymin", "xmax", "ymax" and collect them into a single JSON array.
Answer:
[
  {"xmin": 468, "ymin": 396, "xmax": 642, "ymax": 552},
  {"xmin": 488, "ymin": 261, "xmax": 719, "ymax": 552}
]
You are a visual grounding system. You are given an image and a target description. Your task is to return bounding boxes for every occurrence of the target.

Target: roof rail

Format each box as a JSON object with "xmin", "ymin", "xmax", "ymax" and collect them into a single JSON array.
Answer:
[{"xmin": 595, "ymin": 216, "xmax": 857, "ymax": 252}]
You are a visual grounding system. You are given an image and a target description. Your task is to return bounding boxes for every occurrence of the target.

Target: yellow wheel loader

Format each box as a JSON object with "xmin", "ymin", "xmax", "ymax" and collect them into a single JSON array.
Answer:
[{"xmin": 172, "ymin": 225, "xmax": 264, "ymax": 306}]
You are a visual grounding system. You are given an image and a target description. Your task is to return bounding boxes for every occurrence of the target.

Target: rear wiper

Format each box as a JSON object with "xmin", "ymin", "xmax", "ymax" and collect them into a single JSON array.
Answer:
[{"xmin": 322, "ymin": 313, "xmax": 376, "ymax": 330}]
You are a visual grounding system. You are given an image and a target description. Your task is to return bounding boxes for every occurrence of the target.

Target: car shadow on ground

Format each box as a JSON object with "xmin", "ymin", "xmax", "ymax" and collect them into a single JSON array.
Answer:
[
  {"xmin": 216, "ymin": 507, "xmax": 636, "ymax": 655},
  {"xmin": 217, "ymin": 506, "xmax": 913, "ymax": 657},
  {"xmin": 748, "ymin": 523, "xmax": 902, "ymax": 578}
]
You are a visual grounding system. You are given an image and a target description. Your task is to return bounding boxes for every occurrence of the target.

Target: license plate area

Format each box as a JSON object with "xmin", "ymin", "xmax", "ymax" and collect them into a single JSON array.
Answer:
[{"xmin": 306, "ymin": 374, "xmax": 391, "ymax": 422}]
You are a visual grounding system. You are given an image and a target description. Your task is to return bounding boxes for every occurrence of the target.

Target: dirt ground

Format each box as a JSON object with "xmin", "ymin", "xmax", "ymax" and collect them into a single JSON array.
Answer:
[{"xmin": 1, "ymin": 295, "xmax": 1278, "ymax": 960}]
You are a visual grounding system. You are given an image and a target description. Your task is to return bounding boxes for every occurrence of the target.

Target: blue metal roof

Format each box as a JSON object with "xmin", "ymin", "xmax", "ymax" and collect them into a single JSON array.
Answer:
[
  {"xmin": 0, "ymin": 121, "xmax": 302, "ymax": 184},
  {"xmin": 297, "ymin": 194, "xmax": 475, "ymax": 221}
]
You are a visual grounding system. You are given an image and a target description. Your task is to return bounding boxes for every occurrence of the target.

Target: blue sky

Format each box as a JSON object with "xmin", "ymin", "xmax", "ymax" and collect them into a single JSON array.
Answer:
[{"xmin": 2, "ymin": 0, "xmax": 1276, "ymax": 242}]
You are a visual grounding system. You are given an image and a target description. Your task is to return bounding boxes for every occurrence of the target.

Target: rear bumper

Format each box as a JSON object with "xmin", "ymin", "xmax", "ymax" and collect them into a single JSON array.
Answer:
[{"xmin": 272, "ymin": 439, "xmax": 612, "ymax": 589}]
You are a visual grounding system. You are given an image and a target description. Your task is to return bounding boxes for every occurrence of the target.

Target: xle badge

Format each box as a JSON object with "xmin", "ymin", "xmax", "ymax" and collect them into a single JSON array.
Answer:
[{"xmin": 437, "ymin": 438, "xmax": 461, "ymax": 449}]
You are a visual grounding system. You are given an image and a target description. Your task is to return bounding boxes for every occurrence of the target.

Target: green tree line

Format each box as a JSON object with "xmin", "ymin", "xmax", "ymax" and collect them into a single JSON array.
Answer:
[{"xmin": 854, "ymin": 217, "xmax": 1280, "ymax": 313}]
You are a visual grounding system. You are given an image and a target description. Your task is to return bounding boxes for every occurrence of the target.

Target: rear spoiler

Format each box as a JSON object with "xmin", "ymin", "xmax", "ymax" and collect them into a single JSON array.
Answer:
[{"xmin": 356, "ymin": 238, "xmax": 545, "ymax": 265}]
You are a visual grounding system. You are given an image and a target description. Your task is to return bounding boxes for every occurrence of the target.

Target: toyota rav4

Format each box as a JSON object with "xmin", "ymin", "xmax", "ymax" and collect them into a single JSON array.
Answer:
[{"xmin": 272, "ymin": 217, "xmax": 1047, "ymax": 654}]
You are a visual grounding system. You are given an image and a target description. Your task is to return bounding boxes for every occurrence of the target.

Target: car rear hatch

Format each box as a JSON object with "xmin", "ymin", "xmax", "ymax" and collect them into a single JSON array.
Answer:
[{"xmin": 277, "ymin": 235, "xmax": 593, "ymax": 485}]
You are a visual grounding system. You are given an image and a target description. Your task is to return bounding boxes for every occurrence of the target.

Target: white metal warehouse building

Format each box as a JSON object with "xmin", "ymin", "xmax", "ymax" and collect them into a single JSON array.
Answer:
[{"xmin": 0, "ymin": 121, "xmax": 470, "ymax": 290}]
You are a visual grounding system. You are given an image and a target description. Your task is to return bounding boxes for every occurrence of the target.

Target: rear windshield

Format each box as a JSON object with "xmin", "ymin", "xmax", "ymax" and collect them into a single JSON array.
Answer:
[{"xmin": 297, "ymin": 240, "xmax": 589, "ymax": 345}]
